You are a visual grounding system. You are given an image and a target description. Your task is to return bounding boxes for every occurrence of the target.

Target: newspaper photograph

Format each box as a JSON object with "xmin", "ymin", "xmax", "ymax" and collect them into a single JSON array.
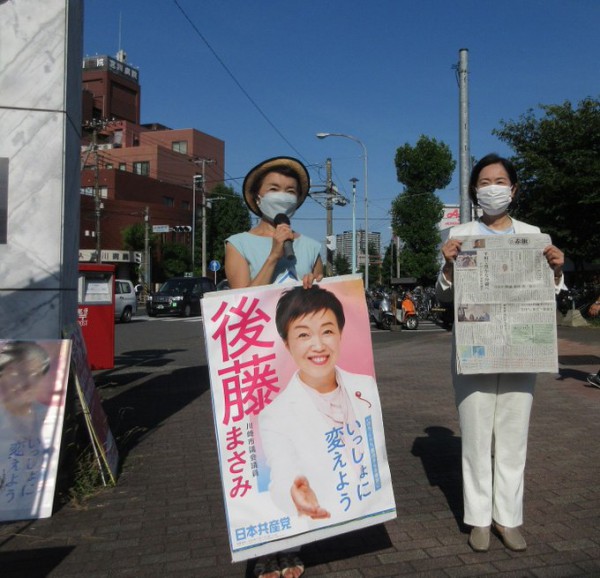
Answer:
[{"xmin": 454, "ymin": 234, "xmax": 559, "ymax": 375}]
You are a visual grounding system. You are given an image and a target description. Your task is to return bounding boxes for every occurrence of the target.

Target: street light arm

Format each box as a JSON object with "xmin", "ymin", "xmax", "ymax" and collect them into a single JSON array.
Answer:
[{"xmin": 316, "ymin": 131, "xmax": 369, "ymax": 288}]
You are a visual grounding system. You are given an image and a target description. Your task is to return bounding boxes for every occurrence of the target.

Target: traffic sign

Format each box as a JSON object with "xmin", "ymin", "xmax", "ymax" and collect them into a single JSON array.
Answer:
[
  {"xmin": 152, "ymin": 225, "xmax": 170, "ymax": 233},
  {"xmin": 209, "ymin": 260, "xmax": 221, "ymax": 272}
]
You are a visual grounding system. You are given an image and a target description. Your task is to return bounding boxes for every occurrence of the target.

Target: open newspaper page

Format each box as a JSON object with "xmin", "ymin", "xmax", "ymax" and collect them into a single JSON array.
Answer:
[
  {"xmin": 454, "ymin": 234, "xmax": 558, "ymax": 375},
  {"xmin": 202, "ymin": 275, "xmax": 396, "ymax": 562}
]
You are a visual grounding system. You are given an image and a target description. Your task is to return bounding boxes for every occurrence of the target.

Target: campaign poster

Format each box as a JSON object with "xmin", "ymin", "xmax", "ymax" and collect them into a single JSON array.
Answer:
[
  {"xmin": 202, "ymin": 275, "xmax": 396, "ymax": 562},
  {"xmin": 0, "ymin": 339, "xmax": 71, "ymax": 521}
]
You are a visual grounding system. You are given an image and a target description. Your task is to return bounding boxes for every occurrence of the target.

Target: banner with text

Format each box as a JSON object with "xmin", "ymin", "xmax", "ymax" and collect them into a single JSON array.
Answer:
[
  {"xmin": 202, "ymin": 275, "xmax": 396, "ymax": 562},
  {"xmin": 0, "ymin": 339, "xmax": 71, "ymax": 521}
]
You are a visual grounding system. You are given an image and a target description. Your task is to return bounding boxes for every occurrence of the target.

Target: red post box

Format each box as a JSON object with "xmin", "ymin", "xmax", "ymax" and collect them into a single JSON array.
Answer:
[{"xmin": 77, "ymin": 263, "xmax": 115, "ymax": 370}]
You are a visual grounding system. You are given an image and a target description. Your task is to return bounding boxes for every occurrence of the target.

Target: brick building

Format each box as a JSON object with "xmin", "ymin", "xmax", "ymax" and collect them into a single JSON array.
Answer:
[{"xmin": 80, "ymin": 52, "xmax": 225, "ymax": 281}]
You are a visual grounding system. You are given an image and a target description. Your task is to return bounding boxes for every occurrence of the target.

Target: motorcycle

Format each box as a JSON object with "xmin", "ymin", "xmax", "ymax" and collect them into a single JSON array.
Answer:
[{"xmin": 368, "ymin": 290, "xmax": 419, "ymax": 330}]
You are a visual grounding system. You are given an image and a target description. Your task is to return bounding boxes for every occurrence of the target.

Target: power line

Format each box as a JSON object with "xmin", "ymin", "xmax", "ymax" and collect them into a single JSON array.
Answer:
[{"xmin": 172, "ymin": 0, "xmax": 308, "ymax": 164}]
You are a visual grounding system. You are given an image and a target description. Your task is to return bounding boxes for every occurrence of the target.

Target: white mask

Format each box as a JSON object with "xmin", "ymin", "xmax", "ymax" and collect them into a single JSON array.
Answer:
[
  {"xmin": 476, "ymin": 185, "xmax": 512, "ymax": 216},
  {"xmin": 257, "ymin": 191, "xmax": 298, "ymax": 220}
]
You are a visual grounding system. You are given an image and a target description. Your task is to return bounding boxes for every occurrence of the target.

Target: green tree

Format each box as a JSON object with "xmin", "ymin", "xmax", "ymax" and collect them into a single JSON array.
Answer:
[
  {"xmin": 197, "ymin": 184, "xmax": 251, "ymax": 279},
  {"xmin": 156, "ymin": 242, "xmax": 191, "ymax": 280},
  {"xmin": 333, "ymin": 253, "xmax": 351, "ymax": 275},
  {"xmin": 493, "ymin": 97, "xmax": 600, "ymax": 271},
  {"xmin": 122, "ymin": 222, "xmax": 154, "ymax": 251},
  {"xmin": 392, "ymin": 135, "xmax": 455, "ymax": 284}
]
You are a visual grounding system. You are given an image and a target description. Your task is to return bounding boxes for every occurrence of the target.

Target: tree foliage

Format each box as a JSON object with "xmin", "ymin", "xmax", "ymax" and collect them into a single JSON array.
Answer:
[
  {"xmin": 493, "ymin": 97, "xmax": 600, "ymax": 270},
  {"xmin": 122, "ymin": 222, "xmax": 155, "ymax": 251},
  {"xmin": 333, "ymin": 253, "xmax": 351, "ymax": 276},
  {"xmin": 196, "ymin": 184, "xmax": 251, "ymax": 278},
  {"xmin": 391, "ymin": 136, "xmax": 455, "ymax": 284},
  {"xmin": 157, "ymin": 242, "xmax": 191, "ymax": 280}
]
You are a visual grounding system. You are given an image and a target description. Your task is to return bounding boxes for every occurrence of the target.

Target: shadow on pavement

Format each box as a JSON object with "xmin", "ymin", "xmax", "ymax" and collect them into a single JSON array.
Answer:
[
  {"xmin": 244, "ymin": 523, "xmax": 394, "ymax": 577},
  {"xmin": 411, "ymin": 426, "xmax": 464, "ymax": 530}
]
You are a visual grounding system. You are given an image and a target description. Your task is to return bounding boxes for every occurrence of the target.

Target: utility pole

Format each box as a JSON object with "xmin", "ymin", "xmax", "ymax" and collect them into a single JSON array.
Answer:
[
  {"xmin": 325, "ymin": 158, "xmax": 334, "ymax": 276},
  {"xmin": 349, "ymin": 177, "xmax": 358, "ymax": 274},
  {"xmin": 92, "ymin": 126, "xmax": 102, "ymax": 263},
  {"xmin": 458, "ymin": 48, "xmax": 471, "ymax": 223},
  {"xmin": 192, "ymin": 158, "xmax": 215, "ymax": 277},
  {"xmin": 144, "ymin": 205, "xmax": 150, "ymax": 291},
  {"xmin": 192, "ymin": 175, "xmax": 203, "ymax": 273},
  {"xmin": 83, "ymin": 118, "xmax": 115, "ymax": 263}
]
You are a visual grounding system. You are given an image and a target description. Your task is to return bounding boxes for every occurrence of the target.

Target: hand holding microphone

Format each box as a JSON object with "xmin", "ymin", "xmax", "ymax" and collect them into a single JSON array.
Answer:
[{"xmin": 273, "ymin": 213, "xmax": 295, "ymax": 260}]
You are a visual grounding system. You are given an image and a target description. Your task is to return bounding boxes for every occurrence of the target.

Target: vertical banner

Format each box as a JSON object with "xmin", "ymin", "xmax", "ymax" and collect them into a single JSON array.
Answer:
[
  {"xmin": 202, "ymin": 275, "xmax": 396, "ymax": 562},
  {"xmin": 0, "ymin": 339, "xmax": 71, "ymax": 521}
]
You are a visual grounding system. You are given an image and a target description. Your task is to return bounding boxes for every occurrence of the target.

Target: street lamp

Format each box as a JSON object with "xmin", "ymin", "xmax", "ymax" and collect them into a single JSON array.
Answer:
[
  {"xmin": 316, "ymin": 132, "xmax": 369, "ymax": 289},
  {"xmin": 349, "ymin": 177, "xmax": 358, "ymax": 274}
]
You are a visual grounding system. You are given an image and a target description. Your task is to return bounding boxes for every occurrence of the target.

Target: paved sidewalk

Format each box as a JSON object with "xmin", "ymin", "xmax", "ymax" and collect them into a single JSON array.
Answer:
[{"xmin": 1, "ymin": 324, "xmax": 599, "ymax": 577}]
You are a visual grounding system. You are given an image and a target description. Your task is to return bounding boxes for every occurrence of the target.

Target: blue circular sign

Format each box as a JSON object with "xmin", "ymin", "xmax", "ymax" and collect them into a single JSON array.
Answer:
[{"xmin": 209, "ymin": 260, "xmax": 221, "ymax": 272}]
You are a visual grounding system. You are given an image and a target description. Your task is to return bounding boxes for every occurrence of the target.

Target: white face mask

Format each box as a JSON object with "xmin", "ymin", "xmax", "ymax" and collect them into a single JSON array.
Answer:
[
  {"xmin": 476, "ymin": 185, "xmax": 512, "ymax": 216},
  {"xmin": 257, "ymin": 191, "xmax": 298, "ymax": 221}
]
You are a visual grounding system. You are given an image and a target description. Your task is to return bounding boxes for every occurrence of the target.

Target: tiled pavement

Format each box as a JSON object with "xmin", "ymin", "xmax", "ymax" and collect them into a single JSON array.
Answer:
[{"xmin": 1, "ymin": 324, "xmax": 599, "ymax": 577}]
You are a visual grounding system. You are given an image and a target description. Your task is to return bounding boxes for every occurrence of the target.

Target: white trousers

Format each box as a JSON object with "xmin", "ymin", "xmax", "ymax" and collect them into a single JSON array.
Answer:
[{"xmin": 454, "ymin": 372, "xmax": 535, "ymax": 528}]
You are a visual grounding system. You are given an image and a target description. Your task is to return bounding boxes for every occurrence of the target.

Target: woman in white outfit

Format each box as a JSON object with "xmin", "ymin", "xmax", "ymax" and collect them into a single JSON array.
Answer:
[{"xmin": 436, "ymin": 153, "xmax": 565, "ymax": 553}]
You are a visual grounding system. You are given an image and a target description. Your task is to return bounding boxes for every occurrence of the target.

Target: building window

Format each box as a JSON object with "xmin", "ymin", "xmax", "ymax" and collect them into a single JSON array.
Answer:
[
  {"xmin": 182, "ymin": 200, "xmax": 190, "ymax": 210},
  {"xmin": 172, "ymin": 141, "xmax": 188, "ymax": 154},
  {"xmin": 133, "ymin": 161, "xmax": 150, "ymax": 176},
  {"xmin": 80, "ymin": 186, "xmax": 108, "ymax": 198},
  {"xmin": 106, "ymin": 163, "xmax": 113, "ymax": 170},
  {"xmin": 163, "ymin": 197, "xmax": 175, "ymax": 207},
  {"xmin": 119, "ymin": 163, "xmax": 127, "ymax": 171}
]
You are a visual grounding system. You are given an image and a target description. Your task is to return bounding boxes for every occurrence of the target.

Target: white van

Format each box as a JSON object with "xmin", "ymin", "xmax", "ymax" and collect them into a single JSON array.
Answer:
[{"xmin": 115, "ymin": 279, "xmax": 137, "ymax": 323}]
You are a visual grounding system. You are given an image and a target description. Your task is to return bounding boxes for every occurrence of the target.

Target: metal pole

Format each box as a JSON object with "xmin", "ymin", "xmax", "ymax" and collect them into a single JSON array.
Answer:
[
  {"xmin": 192, "ymin": 158, "xmax": 214, "ymax": 277},
  {"xmin": 192, "ymin": 176, "xmax": 197, "ymax": 273},
  {"xmin": 458, "ymin": 48, "xmax": 471, "ymax": 223},
  {"xmin": 316, "ymin": 132, "xmax": 369, "ymax": 288},
  {"xmin": 93, "ymin": 127, "xmax": 102, "ymax": 263},
  {"xmin": 363, "ymin": 144, "xmax": 369, "ymax": 289},
  {"xmin": 350, "ymin": 177, "xmax": 358, "ymax": 274},
  {"xmin": 325, "ymin": 158, "xmax": 333, "ymax": 276},
  {"xmin": 144, "ymin": 206, "xmax": 150, "ymax": 290}
]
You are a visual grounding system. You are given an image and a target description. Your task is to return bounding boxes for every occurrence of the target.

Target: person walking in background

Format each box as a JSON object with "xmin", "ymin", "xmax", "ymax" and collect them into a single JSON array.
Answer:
[
  {"xmin": 436, "ymin": 153, "xmax": 565, "ymax": 553},
  {"xmin": 225, "ymin": 156, "xmax": 323, "ymax": 578},
  {"xmin": 586, "ymin": 298, "xmax": 600, "ymax": 388}
]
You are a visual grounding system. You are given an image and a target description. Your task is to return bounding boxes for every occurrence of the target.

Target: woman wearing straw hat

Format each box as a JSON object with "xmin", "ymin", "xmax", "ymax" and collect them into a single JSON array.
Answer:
[
  {"xmin": 225, "ymin": 156, "xmax": 323, "ymax": 291},
  {"xmin": 225, "ymin": 156, "xmax": 323, "ymax": 578}
]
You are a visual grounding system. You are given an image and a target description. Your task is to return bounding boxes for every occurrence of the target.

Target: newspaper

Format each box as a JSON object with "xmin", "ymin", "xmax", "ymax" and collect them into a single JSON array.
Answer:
[{"xmin": 454, "ymin": 234, "xmax": 558, "ymax": 375}]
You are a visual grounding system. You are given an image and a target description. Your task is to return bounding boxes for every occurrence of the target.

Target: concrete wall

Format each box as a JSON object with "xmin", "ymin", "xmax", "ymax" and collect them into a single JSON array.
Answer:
[{"xmin": 0, "ymin": 0, "xmax": 83, "ymax": 339}]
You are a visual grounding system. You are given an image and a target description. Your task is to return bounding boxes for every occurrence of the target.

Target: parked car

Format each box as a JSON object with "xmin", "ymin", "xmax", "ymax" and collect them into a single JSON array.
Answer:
[
  {"xmin": 115, "ymin": 279, "xmax": 137, "ymax": 323},
  {"xmin": 146, "ymin": 276, "xmax": 216, "ymax": 317}
]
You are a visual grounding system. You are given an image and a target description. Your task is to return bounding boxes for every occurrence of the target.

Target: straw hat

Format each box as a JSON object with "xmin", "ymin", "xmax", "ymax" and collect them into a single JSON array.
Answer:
[{"xmin": 242, "ymin": 156, "xmax": 310, "ymax": 217}]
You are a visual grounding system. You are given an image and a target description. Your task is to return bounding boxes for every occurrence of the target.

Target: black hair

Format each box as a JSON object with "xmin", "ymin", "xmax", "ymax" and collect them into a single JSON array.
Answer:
[
  {"xmin": 468, "ymin": 153, "xmax": 519, "ymax": 206},
  {"xmin": 275, "ymin": 285, "xmax": 345, "ymax": 341},
  {"xmin": 0, "ymin": 341, "xmax": 50, "ymax": 378}
]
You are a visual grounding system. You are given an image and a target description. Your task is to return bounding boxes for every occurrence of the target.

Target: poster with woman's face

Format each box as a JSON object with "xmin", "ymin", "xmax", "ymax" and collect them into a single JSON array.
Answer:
[
  {"xmin": 0, "ymin": 339, "xmax": 71, "ymax": 521},
  {"xmin": 201, "ymin": 275, "xmax": 396, "ymax": 562}
]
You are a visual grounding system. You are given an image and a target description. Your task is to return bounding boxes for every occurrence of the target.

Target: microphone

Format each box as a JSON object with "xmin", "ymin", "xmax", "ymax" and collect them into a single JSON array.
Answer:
[{"xmin": 273, "ymin": 213, "xmax": 295, "ymax": 260}]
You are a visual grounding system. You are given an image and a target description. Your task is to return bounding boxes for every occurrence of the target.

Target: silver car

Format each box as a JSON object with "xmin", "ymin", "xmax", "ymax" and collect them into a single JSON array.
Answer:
[{"xmin": 115, "ymin": 279, "xmax": 137, "ymax": 323}]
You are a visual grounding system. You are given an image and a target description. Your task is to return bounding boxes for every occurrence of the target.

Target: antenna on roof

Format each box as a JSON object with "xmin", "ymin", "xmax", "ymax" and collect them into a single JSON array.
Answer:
[{"xmin": 116, "ymin": 11, "xmax": 127, "ymax": 63}]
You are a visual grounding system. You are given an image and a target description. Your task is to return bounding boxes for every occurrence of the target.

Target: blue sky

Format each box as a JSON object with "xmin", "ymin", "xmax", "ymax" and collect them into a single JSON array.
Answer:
[{"xmin": 83, "ymin": 0, "xmax": 600, "ymax": 250}]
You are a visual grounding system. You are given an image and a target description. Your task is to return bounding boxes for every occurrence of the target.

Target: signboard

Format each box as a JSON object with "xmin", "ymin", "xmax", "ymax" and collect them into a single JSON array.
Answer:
[
  {"xmin": 0, "ymin": 340, "xmax": 71, "ymax": 521},
  {"xmin": 439, "ymin": 205, "xmax": 461, "ymax": 230},
  {"xmin": 202, "ymin": 275, "xmax": 396, "ymax": 562},
  {"xmin": 152, "ymin": 225, "xmax": 170, "ymax": 234}
]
